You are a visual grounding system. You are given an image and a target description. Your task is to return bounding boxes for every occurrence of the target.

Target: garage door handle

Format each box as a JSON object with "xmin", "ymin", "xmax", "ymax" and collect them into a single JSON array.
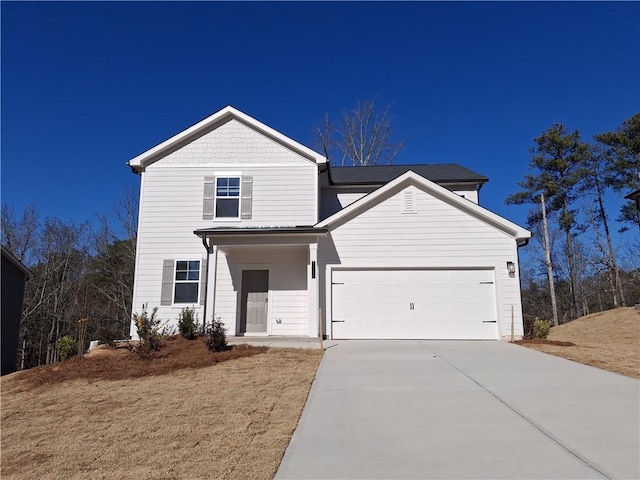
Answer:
[
  {"xmin": 479, "ymin": 281, "xmax": 494, "ymax": 284},
  {"xmin": 482, "ymin": 320, "xmax": 497, "ymax": 323},
  {"xmin": 332, "ymin": 320, "xmax": 345, "ymax": 323}
]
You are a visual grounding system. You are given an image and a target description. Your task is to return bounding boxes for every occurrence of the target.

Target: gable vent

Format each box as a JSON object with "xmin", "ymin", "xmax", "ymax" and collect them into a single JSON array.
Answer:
[{"xmin": 402, "ymin": 190, "xmax": 417, "ymax": 214}]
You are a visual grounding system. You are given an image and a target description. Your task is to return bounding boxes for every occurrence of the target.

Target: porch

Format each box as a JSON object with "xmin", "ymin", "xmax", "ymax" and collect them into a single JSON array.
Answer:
[{"xmin": 194, "ymin": 227, "xmax": 328, "ymax": 339}]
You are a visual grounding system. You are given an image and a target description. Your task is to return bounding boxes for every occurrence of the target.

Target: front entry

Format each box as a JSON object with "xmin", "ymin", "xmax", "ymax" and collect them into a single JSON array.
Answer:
[{"xmin": 240, "ymin": 270, "xmax": 269, "ymax": 333}]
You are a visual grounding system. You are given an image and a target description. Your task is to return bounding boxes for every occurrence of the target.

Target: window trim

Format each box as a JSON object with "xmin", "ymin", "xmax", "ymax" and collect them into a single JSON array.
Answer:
[
  {"xmin": 173, "ymin": 259, "xmax": 201, "ymax": 304},
  {"xmin": 214, "ymin": 173, "xmax": 242, "ymax": 221}
]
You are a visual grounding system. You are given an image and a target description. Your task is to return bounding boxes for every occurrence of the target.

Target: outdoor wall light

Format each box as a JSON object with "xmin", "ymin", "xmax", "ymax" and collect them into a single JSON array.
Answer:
[{"xmin": 506, "ymin": 261, "xmax": 516, "ymax": 274}]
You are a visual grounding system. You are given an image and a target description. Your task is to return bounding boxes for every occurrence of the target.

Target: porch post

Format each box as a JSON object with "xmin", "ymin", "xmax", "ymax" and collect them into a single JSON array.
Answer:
[
  {"xmin": 208, "ymin": 245, "xmax": 218, "ymax": 331},
  {"xmin": 308, "ymin": 242, "xmax": 319, "ymax": 338}
]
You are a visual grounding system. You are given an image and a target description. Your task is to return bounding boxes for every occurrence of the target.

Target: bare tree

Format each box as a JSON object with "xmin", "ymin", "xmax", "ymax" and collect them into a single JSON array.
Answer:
[
  {"xmin": 315, "ymin": 98, "xmax": 404, "ymax": 166},
  {"xmin": 90, "ymin": 187, "xmax": 138, "ymax": 336},
  {"xmin": 1, "ymin": 203, "xmax": 38, "ymax": 264}
]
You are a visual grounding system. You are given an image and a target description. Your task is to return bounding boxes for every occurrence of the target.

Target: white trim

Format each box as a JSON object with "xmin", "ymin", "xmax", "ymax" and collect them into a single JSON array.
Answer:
[
  {"xmin": 130, "ymin": 172, "xmax": 146, "ymax": 339},
  {"xmin": 128, "ymin": 106, "xmax": 326, "ymax": 171},
  {"xmin": 316, "ymin": 171, "xmax": 531, "ymax": 241}
]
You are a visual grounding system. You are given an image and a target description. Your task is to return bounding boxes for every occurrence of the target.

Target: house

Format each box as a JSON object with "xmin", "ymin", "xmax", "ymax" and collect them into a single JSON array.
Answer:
[
  {"xmin": 1, "ymin": 246, "xmax": 31, "ymax": 375},
  {"xmin": 128, "ymin": 106, "xmax": 531, "ymax": 341}
]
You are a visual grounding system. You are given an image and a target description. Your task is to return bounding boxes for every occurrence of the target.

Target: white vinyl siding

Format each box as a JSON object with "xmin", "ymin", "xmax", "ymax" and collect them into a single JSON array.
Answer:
[
  {"xmin": 129, "ymin": 119, "xmax": 318, "ymax": 338},
  {"xmin": 320, "ymin": 184, "xmax": 480, "ymax": 220},
  {"xmin": 322, "ymin": 185, "xmax": 523, "ymax": 340},
  {"xmin": 213, "ymin": 246, "xmax": 309, "ymax": 336}
]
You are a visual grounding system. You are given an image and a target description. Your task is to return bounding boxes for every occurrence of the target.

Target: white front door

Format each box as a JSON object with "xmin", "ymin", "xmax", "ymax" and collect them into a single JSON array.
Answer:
[
  {"xmin": 331, "ymin": 269, "xmax": 498, "ymax": 339},
  {"xmin": 241, "ymin": 270, "xmax": 269, "ymax": 333}
]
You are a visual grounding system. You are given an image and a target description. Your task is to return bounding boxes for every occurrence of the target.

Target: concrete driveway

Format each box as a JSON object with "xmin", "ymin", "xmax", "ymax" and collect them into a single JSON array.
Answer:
[{"xmin": 276, "ymin": 341, "xmax": 639, "ymax": 479}]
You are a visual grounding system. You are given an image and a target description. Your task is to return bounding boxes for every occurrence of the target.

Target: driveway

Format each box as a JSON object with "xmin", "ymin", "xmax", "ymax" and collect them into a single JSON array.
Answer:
[{"xmin": 276, "ymin": 341, "xmax": 639, "ymax": 479}]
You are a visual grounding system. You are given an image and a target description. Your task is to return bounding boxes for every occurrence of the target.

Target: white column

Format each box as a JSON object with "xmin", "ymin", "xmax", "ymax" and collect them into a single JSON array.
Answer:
[
  {"xmin": 207, "ymin": 246, "xmax": 218, "ymax": 330},
  {"xmin": 308, "ymin": 242, "xmax": 319, "ymax": 337}
]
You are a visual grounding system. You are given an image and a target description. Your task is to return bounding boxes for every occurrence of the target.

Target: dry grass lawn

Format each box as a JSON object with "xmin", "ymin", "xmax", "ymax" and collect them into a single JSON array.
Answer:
[
  {"xmin": 517, "ymin": 307, "xmax": 640, "ymax": 378},
  {"xmin": 1, "ymin": 337, "xmax": 323, "ymax": 480}
]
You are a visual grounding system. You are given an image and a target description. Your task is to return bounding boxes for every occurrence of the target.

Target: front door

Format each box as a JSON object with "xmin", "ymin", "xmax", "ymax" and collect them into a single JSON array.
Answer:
[{"xmin": 241, "ymin": 270, "xmax": 269, "ymax": 333}]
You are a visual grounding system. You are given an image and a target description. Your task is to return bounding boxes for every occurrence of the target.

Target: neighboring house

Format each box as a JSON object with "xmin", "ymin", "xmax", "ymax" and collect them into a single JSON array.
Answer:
[
  {"xmin": 128, "ymin": 106, "xmax": 531, "ymax": 341},
  {"xmin": 1, "ymin": 246, "xmax": 31, "ymax": 375}
]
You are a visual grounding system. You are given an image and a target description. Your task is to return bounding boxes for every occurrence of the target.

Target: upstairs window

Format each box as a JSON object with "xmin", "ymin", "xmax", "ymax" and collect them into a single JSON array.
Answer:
[
  {"xmin": 215, "ymin": 176, "xmax": 241, "ymax": 218},
  {"xmin": 174, "ymin": 260, "xmax": 200, "ymax": 303}
]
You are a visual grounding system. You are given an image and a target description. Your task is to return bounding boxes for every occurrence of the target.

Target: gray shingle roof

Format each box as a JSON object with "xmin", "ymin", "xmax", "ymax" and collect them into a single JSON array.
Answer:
[{"xmin": 328, "ymin": 164, "xmax": 488, "ymax": 185}]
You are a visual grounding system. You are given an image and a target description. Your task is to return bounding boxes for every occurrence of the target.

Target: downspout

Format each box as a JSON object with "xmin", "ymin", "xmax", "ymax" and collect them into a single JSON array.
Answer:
[{"xmin": 201, "ymin": 236, "xmax": 212, "ymax": 335}]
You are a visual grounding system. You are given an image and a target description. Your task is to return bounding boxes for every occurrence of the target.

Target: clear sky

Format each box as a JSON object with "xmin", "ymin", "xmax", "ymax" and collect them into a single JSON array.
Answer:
[{"xmin": 2, "ymin": 2, "xmax": 638, "ymax": 245}]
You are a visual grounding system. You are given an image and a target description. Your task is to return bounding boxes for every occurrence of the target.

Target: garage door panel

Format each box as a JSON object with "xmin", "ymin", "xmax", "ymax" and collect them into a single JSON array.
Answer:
[{"xmin": 332, "ymin": 269, "xmax": 498, "ymax": 340}]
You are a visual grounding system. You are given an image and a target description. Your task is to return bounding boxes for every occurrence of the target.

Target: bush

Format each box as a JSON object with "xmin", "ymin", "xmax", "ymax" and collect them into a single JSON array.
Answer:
[
  {"xmin": 207, "ymin": 317, "xmax": 229, "ymax": 352},
  {"xmin": 133, "ymin": 304, "xmax": 162, "ymax": 355},
  {"xmin": 178, "ymin": 307, "xmax": 200, "ymax": 340},
  {"xmin": 532, "ymin": 318, "xmax": 551, "ymax": 339},
  {"xmin": 56, "ymin": 335, "xmax": 77, "ymax": 361}
]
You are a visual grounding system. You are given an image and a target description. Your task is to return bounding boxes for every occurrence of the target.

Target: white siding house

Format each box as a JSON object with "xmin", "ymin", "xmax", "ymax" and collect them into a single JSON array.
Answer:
[{"xmin": 128, "ymin": 106, "xmax": 531, "ymax": 340}]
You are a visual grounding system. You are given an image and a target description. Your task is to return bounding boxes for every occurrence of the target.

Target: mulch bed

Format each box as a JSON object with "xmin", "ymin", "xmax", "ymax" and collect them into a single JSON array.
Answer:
[{"xmin": 12, "ymin": 336, "xmax": 268, "ymax": 387}]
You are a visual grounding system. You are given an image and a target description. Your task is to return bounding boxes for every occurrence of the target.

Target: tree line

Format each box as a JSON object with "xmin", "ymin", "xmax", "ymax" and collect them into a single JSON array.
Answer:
[
  {"xmin": 507, "ymin": 113, "xmax": 640, "ymax": 331},
  {"xmin": 1, "ymin": 189, "xmax": 137, "ymax": 370}
]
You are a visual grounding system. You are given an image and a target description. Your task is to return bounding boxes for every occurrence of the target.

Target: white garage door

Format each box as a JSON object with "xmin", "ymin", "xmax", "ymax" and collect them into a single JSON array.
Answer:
[{"xmin": 331, "ymin": 269, "xmax": 498, "ymax": 340}]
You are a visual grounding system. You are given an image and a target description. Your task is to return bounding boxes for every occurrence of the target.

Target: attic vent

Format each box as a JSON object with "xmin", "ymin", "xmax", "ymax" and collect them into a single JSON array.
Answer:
[{"xmin": 402, "ymin": 190, "xmax": 417, "ymax": 214}]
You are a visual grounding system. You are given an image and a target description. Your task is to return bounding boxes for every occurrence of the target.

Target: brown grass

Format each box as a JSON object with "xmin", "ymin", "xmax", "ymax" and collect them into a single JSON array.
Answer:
[
  {"xmin": 517, "ymin": 307, "xmax": 640, "ymax": 378},
  {"xmin": 1, "ymin": 338, "xmax": 323, "ymax": 480}
]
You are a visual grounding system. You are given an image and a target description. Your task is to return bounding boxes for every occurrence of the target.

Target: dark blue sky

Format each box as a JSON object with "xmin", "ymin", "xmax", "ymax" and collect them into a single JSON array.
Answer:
[{"xmin": 2, "ymin": 2, "xmax": 638, "ymax": 244}]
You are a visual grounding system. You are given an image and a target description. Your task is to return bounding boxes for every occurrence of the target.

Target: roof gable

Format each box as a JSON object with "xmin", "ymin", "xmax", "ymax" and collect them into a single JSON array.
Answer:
[
  {"xmin": 128, "ymin": 106, "xmax": 326, "ymax": 172},
  {"xmin": 316, "ymin": 171, "xmax": 531, "ymax": 242}
]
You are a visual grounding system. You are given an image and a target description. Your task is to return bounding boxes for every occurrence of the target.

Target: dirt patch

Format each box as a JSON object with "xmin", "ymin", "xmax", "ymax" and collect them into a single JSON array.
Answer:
[
  {"xmin": 1, "ymin": 340, "xmax": 323, "ymax": 480},
  {"xmin": 518, "ymin": 307, "xmax": 640, "ymax": 379}
]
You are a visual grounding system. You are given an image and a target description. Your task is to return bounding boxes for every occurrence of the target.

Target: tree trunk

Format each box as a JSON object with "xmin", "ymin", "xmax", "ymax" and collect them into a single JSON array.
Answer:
[
  {"xmin": 541, "ymin": 194, "xmax": 559, "ymax": 327},
  {"xmin": 562, "ymin": 199, "xmax": 579, "ymax": 320},
  {"xmin": 594, "ymin": 179, "xmax": 626, "ymax": 307}
]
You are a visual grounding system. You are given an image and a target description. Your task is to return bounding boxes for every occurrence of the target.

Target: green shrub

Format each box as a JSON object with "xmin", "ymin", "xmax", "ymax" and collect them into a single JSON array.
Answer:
[
  {"xmin": 56, "ymin": 335, "xmax": 77, "ymax": 361},
  {"xmin": 178, "ymin": 307, "xmax": 200, "ymax": 340},
  {"xmin": 207, "ymin": 317, "xmax": 229, "ymax": 352},
  {"xmin": 133, "ymin": 304, "xmax": 162, "ymax": 355},
  {"xmin": 532, "ymin": 318, "xmax": 551, "ymax": 339}
]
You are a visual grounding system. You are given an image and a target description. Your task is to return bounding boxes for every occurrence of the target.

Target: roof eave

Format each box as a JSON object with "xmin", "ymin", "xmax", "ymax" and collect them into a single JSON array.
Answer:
[{"xmin": 194, "ymin": 226, "xmax": 329, "ymax": 237}]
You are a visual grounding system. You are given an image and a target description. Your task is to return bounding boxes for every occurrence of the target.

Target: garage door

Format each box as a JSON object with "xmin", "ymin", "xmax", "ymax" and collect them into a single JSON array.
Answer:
[{"xmin": 331, "ymin": 269, "xmax": 498, "ymax": 339}]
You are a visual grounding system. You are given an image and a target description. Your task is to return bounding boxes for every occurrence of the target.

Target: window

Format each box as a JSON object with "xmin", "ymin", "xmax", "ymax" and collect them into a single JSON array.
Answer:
[
  {"xmin": 215, "ymin": 176, "xmax": 240, "ymax": 218},
  {"xmin": 174, "ymin": 260, "xmax": 200, "ymax": 303}
]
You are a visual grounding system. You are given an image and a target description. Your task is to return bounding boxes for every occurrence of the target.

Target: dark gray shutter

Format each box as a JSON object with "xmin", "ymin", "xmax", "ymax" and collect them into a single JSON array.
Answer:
[
  {"xmin": 203, "ymin": 176, "xmax": 215, "ymax": 220},
  {"xmin": 241, "ymin": 176, "xmax": 253, "ymax": 219},
  {"xmin": 161, "ymin": 260, "xmax": 174, "ymax": 306},
  {"xmin": 199, "ymin": 258, "xmax": 207, "ymax": 306}
]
